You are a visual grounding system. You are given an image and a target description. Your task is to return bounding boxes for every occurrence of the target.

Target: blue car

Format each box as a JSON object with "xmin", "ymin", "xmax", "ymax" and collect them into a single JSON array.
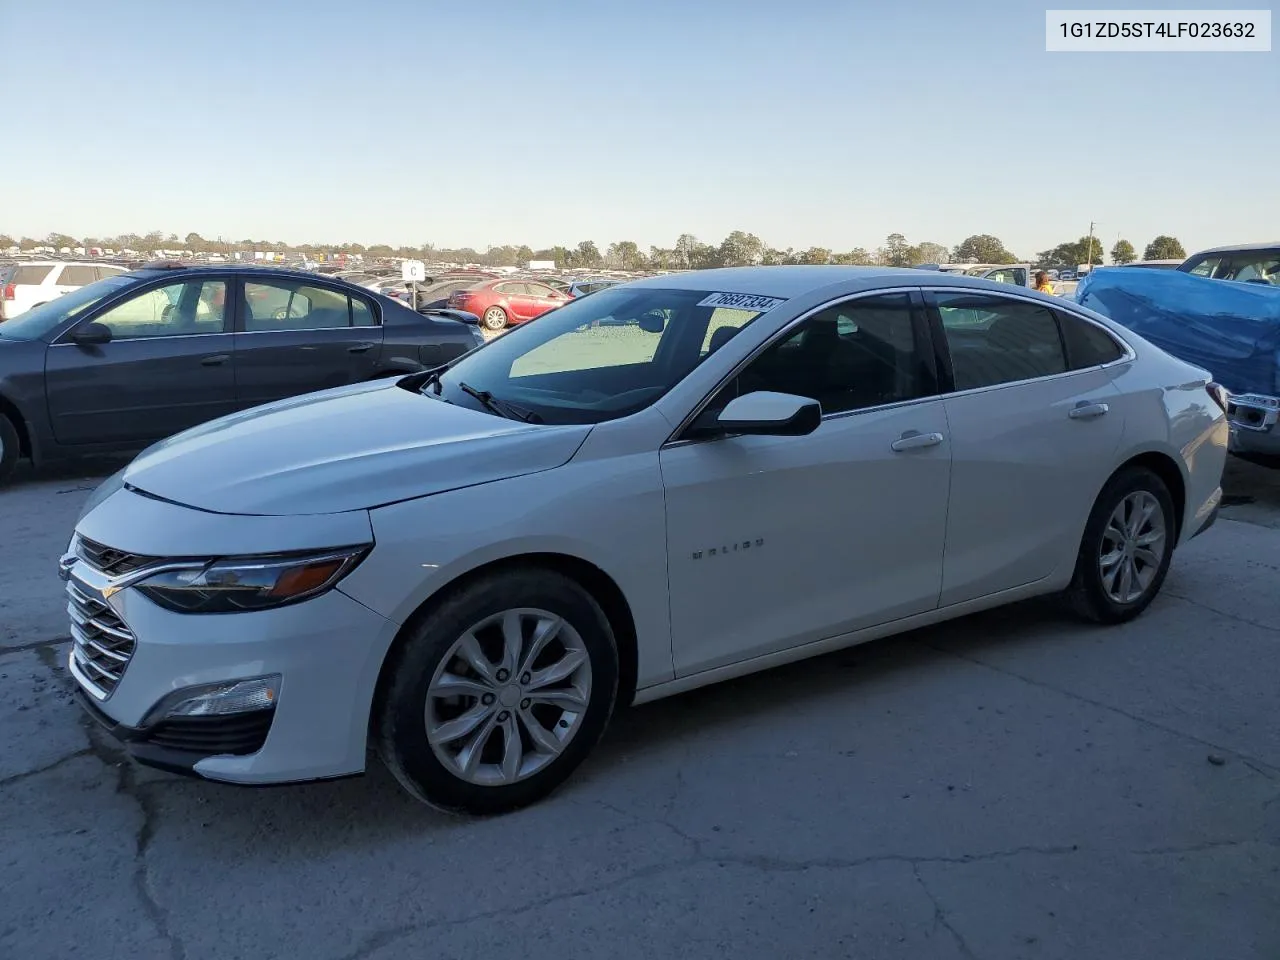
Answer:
[{"xmin": 1076, "ymin": 250, "xmax": 1280, "ymax": 460}]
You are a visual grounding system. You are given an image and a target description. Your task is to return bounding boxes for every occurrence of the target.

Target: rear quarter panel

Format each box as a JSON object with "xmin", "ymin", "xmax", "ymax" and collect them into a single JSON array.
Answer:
[{"xmin": 1106, "ymin": 347, "xmax": 1227, "ymax": 543}]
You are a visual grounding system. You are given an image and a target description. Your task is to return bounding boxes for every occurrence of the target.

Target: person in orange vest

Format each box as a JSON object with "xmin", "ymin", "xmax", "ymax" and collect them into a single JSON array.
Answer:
[{"xmin": 1033, "ymin": 270, "xmax": 1056, "ymax": 295}]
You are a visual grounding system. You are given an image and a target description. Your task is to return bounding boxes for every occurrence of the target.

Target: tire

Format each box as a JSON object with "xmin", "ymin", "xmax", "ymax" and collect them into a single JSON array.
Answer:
[
  {"xmin": 481, "ymin": 306, "xmax": 508, "ymax": 331},
  {"xmin": 376, "ymin": 567, "xmax": 619, "ymax": 815},
  {"xmin": 1063, "ymin": 467, "xmax": 1176, "ymax": 624},
  {"xmin": 0, "ymin": 414, "xmax": 19, "ymax": 484}
]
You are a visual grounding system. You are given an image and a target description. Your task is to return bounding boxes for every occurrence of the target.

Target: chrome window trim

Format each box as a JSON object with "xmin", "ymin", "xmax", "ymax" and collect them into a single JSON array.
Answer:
[
  {"xmin": 661, "ymin": 284, "xmax": 1137, "ymax": 449},
  {"xmin": 50, "ymin": 330, "xmax": 233, "ymax": 345},
  {"xmin": 662, "ymin": 286, "xmax": 930, "ymax": 447}
]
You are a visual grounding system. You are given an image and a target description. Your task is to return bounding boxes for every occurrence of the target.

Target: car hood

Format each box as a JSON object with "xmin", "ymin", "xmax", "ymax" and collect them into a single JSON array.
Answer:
[{"xmin": 122, "ymin": 379, "xmax": 592, "ymax": 516}]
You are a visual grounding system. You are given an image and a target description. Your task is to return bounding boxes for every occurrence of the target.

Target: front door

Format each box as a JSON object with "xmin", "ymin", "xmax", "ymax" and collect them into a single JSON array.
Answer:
[
  {"xmin": 661, "ymin": 292, "xmax": 952, "ymax": 677},
  {"xmin": 45, "ymin": 276, "xmax": 236, "ymax": 445},
  {"xmin": 233, "ymin": 277, "xmax": 383, "ymax": 409},
  {"xmin": 925, "ymin": 290, "xmax": 1126, "ymax": 606}
]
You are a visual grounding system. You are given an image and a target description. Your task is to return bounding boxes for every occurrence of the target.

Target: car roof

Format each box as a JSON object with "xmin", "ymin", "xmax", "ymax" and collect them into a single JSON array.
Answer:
[
  {"xmin": 1188, "ymin": 242, "xmax": 1280, "ymax": 256},
  {"xmin": 123, "ymin": 264, "xmax": 367, "ymax": 287},
  {"xmin": 621, "ymin": 265, "xmax": 1040, "ymax": 298}
]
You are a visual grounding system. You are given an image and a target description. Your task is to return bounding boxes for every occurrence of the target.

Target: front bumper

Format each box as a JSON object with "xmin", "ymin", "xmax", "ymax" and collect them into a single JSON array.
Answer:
[
  {"xmin": 75, "ymin": 687, "xmax": 278, "ymax": 777},
  {"xmin": 1227, "ymin": 393, "xmax": 1280, "ymax": 457},
  {"xmin": 64, "ymin": 559, "xmax": 400, "ymax": 785}
]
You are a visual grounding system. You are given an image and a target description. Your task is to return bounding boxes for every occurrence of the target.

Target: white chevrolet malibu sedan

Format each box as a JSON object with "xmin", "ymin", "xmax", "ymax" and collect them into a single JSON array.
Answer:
[{"xmin": 62, "ymin": 267, "xmax": 1228, "ymax": 813}]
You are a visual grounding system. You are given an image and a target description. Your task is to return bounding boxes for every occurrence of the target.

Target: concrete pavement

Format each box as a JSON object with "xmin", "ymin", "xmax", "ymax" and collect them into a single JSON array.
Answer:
[{"xmin": 2, "ymin": 457, "xmax": 1278, "ymax": 960}]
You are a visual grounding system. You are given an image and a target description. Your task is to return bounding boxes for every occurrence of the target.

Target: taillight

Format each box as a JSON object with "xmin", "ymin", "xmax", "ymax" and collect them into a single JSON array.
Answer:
[
  {"xmin": 2, "ymin": 283, "xmax": 13, "ymax": 300},
  {"xmin": 1206, "ymin": 382, "xmax": 1229, "ymax": 414}
]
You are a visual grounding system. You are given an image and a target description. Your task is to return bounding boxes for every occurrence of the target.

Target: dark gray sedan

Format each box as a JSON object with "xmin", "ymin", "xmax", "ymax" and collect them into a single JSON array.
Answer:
[{"xmin": 0, "ymin": 264, "xmax": 485, "ymax": 480}]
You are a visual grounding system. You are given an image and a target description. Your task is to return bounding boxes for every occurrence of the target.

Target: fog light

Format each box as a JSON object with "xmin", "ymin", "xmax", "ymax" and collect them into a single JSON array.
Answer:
[{"xmin": 145, "ymin": 675, "xmax": 280, "ymax": 724}]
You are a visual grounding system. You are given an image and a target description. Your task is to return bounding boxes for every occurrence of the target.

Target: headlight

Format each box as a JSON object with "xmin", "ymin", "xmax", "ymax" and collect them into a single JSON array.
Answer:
[{"xmin": 134, "ymin": 547, "xmax": 368, "ymax": 614}]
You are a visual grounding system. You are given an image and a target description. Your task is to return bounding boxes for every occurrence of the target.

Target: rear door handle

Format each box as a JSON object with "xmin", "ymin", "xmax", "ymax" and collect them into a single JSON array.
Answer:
[
  {"xmin": 891, "ymin": 430, "xmax": 945, "ymax": 452},
  {"xmin": 1069, "ymin": 401, "xmax": 1110, "ymax": 420},
  {"xmin": 348, "ymin": 342, "xmax": 375, "ymax": 354},
  {"xmin": 200, "ymin": 354, "xmax": 230, "ymax": 366}
]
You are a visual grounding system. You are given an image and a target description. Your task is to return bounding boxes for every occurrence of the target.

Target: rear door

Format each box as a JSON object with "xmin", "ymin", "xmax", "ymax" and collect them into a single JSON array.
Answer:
[
  {"xmin": 232, "ymin": 276, "xmax": 384, "ymax": 409},
  {"xmin": 45, "ymin": 276, "xmax": 237, "ymax": 445},
  {"xmin": 923, "ymin": 290, "xmax": 1126, "ymax": 606}
]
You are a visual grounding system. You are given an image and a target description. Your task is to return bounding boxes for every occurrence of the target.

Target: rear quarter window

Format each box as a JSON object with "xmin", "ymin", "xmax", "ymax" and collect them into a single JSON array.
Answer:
[
  {"xmin": 12, "ymin": 265, "xmax": 54, "ymax": 284},
  {"xmin": 1060, "ymin": 312, "xmax": 1125, "ymax": 368}
]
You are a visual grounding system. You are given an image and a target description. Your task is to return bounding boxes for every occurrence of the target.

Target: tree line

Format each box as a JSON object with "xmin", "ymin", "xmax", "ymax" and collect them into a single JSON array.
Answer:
[{"xmin": 1, "ymin": 230, "xmax": 1188, "ymax": 271}]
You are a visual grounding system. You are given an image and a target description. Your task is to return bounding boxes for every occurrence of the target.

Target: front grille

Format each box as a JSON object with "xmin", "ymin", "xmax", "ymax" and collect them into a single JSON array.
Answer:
[
  {"xmin": 76, "ymin": 536, "xmax": 154, "ymax": 577},
  {"xmin": 67, "ymin": 579, "xmax": 137, "ymax": 699},
  {"xmin": 143, "ymin": 710, "xmax": 274, "ymax": 756}
]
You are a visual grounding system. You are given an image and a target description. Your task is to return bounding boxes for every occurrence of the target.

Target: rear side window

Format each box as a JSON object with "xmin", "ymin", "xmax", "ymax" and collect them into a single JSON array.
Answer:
[
  {"xmin": 493, "ymin": 282, "xmax": 522, "ymax": 295},
  {"xmin": 935, "ymin": 293, "xmax": 1067, "ymax": 390},
  {"xmin": 1059, "ymin": 313, "xmax": 1125, "ymax": 368},
  {"xmin": 12, "ymin": 265, "xmax": 54, "ymax": 284},
  {"xmin": 57, "ymin": 265, "xmax": 97, "ymax": 286},
  {"xmin": 242, "ymin": 280, "xmax": 355, "ymax": 331},
  {"xmin": 95, "ymin": 266, "xmax": 125, "ymax": 281},
  {"xmin": 351, "ymin": 296, "xmax": 376, "ymax": 327}
]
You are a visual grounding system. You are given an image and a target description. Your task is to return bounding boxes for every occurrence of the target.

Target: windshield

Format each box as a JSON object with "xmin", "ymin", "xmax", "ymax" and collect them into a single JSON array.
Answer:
[
  {"xmin": 0, "ymin": 275, "xmax": 133, "ymax": 340},
  {"xmin": 433, "ymin": 285, "xmax": 783, "ymax": 424}
]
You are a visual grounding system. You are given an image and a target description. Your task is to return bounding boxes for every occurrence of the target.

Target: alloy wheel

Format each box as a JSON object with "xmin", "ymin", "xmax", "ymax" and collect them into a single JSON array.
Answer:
[
  {"xmin": 1098, "ymin": 490, "xmax": 1167, "ymax": 604},
  {"xmin": 425, "ymin": 608, "xmax": 592, "ymax": 786}
]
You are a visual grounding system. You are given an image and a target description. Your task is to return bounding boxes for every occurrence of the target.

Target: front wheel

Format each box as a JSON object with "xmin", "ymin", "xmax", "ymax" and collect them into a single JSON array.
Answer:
[
  {"xmin": 1063, "ymin": 466, "xmax": 1176, "ymax": 623},
  {"xmin": 481, "ymin": 306, "xmax": 508, "ymax": 331},
  {"xmin": 376, "ymin": 568, "xmax": 619, "ymax": 815}
]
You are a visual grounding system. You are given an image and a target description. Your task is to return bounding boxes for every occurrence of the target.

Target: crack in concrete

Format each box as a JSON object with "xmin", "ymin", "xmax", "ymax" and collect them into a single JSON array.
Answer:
[
  {"xmin": 1164, "ymin": 592, "xmax": 1280, "ymax": 635},
  {"xmin": 928, "ymin": 642, "xmax": 1280, "ymax": 779},
  {"xmin": 0, "ymin": 748, "xmax": 94, "ymax": 786},
  {"xmin": 0, "ymin": 635, "xmax": 72, "ymax": 655},
  {"xmin": 913, "ymin": 863, "xmax": 979, "ymax": 959},
  {"xmin": 81, "ymin": 722, "xmax": 187, "ymax": 960}
]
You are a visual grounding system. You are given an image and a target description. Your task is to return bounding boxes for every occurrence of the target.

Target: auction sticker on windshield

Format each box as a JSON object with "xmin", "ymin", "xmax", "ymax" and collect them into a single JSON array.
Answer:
[{"xmin": 696, "ymin": 292, "xmax": 787, "ymax": 312}]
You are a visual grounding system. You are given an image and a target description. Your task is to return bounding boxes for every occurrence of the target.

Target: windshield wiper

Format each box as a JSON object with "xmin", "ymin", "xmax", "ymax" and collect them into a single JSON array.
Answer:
[{"xmin": 458, "ymin": 382, "xmax": 542, "ymax": 423}]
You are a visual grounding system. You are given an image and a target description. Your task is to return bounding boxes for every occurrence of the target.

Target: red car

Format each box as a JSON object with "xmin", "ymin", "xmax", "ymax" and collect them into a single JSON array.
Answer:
[{"xmin": 448, "ymin": 278, "xmax": 569, "ymax": 330}]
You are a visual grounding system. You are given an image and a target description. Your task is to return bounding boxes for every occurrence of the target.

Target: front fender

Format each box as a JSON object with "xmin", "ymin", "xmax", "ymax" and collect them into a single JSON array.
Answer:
[{"xmin": 337, "ymin": 452, "xmax": 675, "ymax": 691}]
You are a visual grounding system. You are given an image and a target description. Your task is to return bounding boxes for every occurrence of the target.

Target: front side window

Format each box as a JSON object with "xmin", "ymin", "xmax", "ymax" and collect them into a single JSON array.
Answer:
[
  {"xmin": 1224, "ymin": 254, "xmax": 1280, "ymax": 285},
  {"xmin": 935, "ymin": 293, "xmax": 1066, "ymax": 390},
  {"xmin": 1184, "ymin": 256, "xmax": 1223, "ymax": 278},
  {"xmin": 242, "ymin": 280, "xmax": 353, "ymax": 331},
  {"xmin": 93, "ymin": 280, "xmax": 228, "ymax": 339},
  {"xmin": 0, "ymin": 276, "xmax": 133, "ymax": 340},
  {"xmin": 713, "ymin": 294, "xmax": 929, "ymax": 417},
  {"xmin": 435, "ymin": 286, "xmax": 784, "ymax": 424}
]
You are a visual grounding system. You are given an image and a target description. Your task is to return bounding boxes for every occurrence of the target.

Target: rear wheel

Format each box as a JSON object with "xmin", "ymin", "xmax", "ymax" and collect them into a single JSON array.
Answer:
[
  {"xmin": 1063, "ymin": 467, "xmax": 1176, "ymax": 623},
  {"xmin": 376, "ymin": 567, "xmax": 619, "ymax": 815},
  {"xmin": 0, "ymin": 414, "xmax": 20, "ymax": 483},
  {"xmin": 481, "ymin": 306, "xmax": 508, "ymax": 331}
]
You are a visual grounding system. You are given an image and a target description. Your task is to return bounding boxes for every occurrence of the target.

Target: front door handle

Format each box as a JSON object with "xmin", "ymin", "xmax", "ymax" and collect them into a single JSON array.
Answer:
[
  {"xmin": 1069, "ymin": 401, "xmax": 1110, "ymax": 420},
  {"xmin": 348, "ymin": 342, "xmax": 375, "ymax": 354},
  {"xmin": 200, "ymin": 354, "xmax": 230, "ymax": 366},
  {"xmin": 891, "ymin": 430, "xmax": 945, "ymax": 452}
]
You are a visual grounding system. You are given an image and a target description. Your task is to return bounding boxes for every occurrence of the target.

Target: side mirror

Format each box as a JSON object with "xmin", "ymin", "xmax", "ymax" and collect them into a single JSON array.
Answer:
[
  {"xmin": 699, "ymin": 391, "xmax": 821, "ymax": 437},
  {"xmin": 637, "ymin": 310, "xmax": 666, "ymax": 334},
  {"xmin": 71, "ymin": 322, "xmax": 112, "ymax": 346}
]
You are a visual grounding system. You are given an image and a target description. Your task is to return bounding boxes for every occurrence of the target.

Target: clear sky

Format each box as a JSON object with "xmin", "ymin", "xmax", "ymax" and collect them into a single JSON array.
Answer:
[{"xmin": 3, "ymin": 0, "xmax": 1276, "ymax": 258}]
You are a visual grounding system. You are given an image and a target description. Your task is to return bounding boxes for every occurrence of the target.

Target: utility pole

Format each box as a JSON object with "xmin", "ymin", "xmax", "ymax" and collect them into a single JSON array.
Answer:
[{"xmin": 1086, "ymin": 221, "xmax": 1096, "ymax": 270}]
